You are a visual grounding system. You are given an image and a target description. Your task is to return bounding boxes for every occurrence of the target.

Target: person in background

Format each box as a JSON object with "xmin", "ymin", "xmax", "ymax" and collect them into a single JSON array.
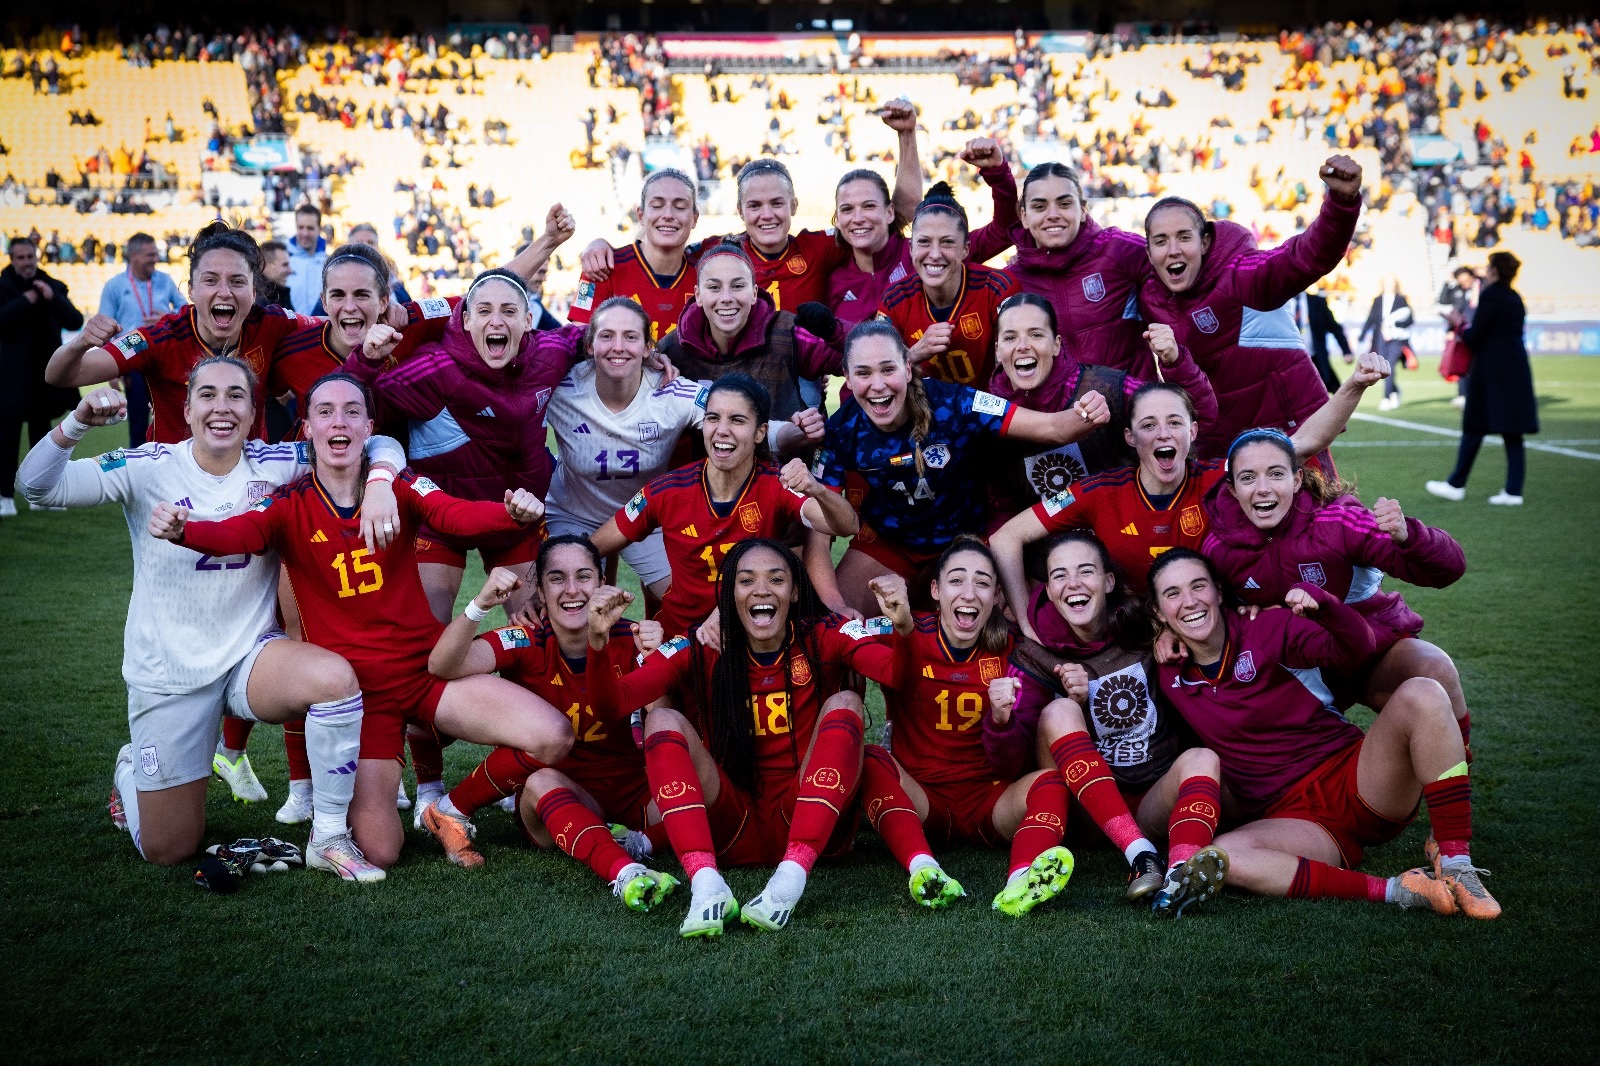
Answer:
[
  {"xmin": 0, "ymin": 235, "xmax": 83, "ymax": 516},
  {"xmin": 259, "ymin": 240, "xmax": 293, "ymax": 309},
  {"xmin": 310, "ymin": 224, "xmax": 411, "ymax": 313},
  {"xmin": 1436, "ymin": 265, "xmax": 1479, "ymax": 410},
  {"xmin": 524, "ymin": 259, "xmax": 563, "ymax": 331},
  {"xmin": 1358, "ymin": 276, "xmax": 1412, "ymax": 411},
  {"xmin": 1427, "ymin": 252, "xmax": 1537, "ymax": 507},
  {"xmin": 97, "ymin": 232, "xmax": 184, "ymax": 447},
  {"xmin": 286, "ymin": 203, "xmax": 327, "ymax": 316},
  {"xmin": 1294, "ymin": 286, "xmax": 1351, "ymax": 392}
]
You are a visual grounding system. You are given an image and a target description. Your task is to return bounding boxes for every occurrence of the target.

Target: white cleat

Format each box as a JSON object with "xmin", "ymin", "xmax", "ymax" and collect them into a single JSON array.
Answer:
[
  {"xmin": 1425, "ymin": 480, "xmax": 1465, "ymax": 502},
  {"xmin": 496, "ymin": 794, "xmax": 517, "ymax": 813},
  {"xmin": 213, "ymin": 752, "xmax": 269, "ymax": 803},
  {"xmin": 0, "ymin": 497, "xmax": 17, "ymax": 518},
  {"xmin": 307, "ymin": 833, "xmax": 386, "ymax": 882},
  {"xmin": 414, "ymin": 789, "xmax": 444, "ymax": 830},
  {"xmin": 396, "ymin": 781, "xmax": 413, "ymax": 811},
  {"xmin": 275, "ymin": 788, "xmax": 313, "ymax": 825},
  {"xmin": 1488, "ymin": 492, "xmax": 1524, "ymax": 506}
]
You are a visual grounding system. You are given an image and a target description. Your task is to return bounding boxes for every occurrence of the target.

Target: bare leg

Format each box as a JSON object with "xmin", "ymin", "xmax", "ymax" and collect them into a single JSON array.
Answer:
[
  {"xmin": 834, "ymin": 547, "xmax": 896, "ymax": 619},
  {"xmin": 1213, "ymin": 817, "xmax": 1343, "ymax": 896},
  {"xmin": 419, "ymin": 561, "xmax": 466, "ymax": 624},
  {"xmin": 350, "ymin": 758, "xmax": 404, "ymax": 868}
]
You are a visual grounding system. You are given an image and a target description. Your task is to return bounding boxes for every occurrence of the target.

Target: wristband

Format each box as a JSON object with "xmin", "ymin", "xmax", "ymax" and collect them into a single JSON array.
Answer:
[
  {"xmin": 366, "ymin": 468, "xmax": 396, "ymax": 484},
  {"xmin": 463, "ymin": 600, "xmax": 489, "ymax": 622},
  {"xmin": 59, "ymin": 411, "xmax": 91, "ymax": 441}
]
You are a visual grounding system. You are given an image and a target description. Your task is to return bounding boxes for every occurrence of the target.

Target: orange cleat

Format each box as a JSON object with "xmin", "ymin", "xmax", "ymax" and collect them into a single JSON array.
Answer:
[
  {"xmin": 1442, "ymin": 863, "xmax": 1501, "ymax": 920},
  {"xmin": 421, "ymin": 802, "xmax": 484, "ymax": 868},
  {"xmin": 1390, "ymin": 867, "xmax": 1458, "ymax": 915}
]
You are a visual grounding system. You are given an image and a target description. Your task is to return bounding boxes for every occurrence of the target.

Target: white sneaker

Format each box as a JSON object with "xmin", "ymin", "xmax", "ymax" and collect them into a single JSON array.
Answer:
[
  {"xmin": 496, "ymin": 794, "xmax": 517, "ymax": 813},
  {"xmin": 0, "ymin": 497, "xmax": 16, "ymax": 518},
  {"xmin": 1488, "ymin": 491, "xmax": 1524, "ymax": 506},
  {"xmin": 1425, "ymin": 480, "xmax": 1465, "ymax": 502},
  {"xmin": 307, "ymin": 833, "xmax": 387, "ymax": 882},
  {"xmin": 276, "ymin": 788, "xmax": 313, "ymax": 825},
  {"xmin": 110, "ymin": 744, "xmax": 132, "ymax": 832},
  {"xmin": 1450, "ymin": 395, "xmax": 1466, "ymax": 409},
  {"xmin": 212, "ymin": 751, "xmax": 269, "ymax": 803},
  {"xmin": 1378, "ymin": 394, "xmax": 1400, "ymax": 411},
  {"xmin": 396, "ymin": 781, "xmax": 412, "ymax": 811}
]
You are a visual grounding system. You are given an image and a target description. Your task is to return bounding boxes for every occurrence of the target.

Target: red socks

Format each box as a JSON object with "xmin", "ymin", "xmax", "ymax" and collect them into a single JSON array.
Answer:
[
  {"xmin": 534, "ymin": 787, "xmax": 633, "ymax": 883},
  {"xmin": 1458, "ymin": 711, "xmax": 1472, "ymax": 763},
  {"xmin": 1166, "ymin": 776, "xmax": 1222, "ymax": 869},
  {"xmin": 1288, "ymin": 857, "xmax": 1387, "ymax": 903},
  {"xmin": 1048, "ymin": 732, "xmax": 1143, "ymax": 854},
  {"xmin": 221, "ymin": 716, "xmax": 253, "ymax": 752},
  {"xmin": 785, "ymin": 708, "xmax": 864, "ymax": 872},
  {"xmin": 409, "ymin": 729, "xmax": 446, "ymax": 787},
  {"xmin": 643, "ymin": 729, "xmax": 717, "ymax": 878},
  {"xmin": 448, "ymin": 747, "xmax": 547, "ymax": 817},
  {"xmin": 1007, "ymin": 772, "xmax": 1068, "ymax": 878},
  {"xmin": 282, "ymin": 717, "xmax": 310, "ymax": 782},
  {"xmin": 861, "ymin": 744, "xmax": 931, "ymax": 872},
  {"xmin": 1423, "ymin": 774, "xmax": 1473, "ymax": 860}
]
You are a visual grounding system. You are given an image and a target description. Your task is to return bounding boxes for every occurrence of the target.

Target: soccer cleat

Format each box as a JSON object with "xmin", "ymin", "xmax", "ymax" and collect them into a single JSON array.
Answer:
[
  {"xmin": 1424, "ymin": 834, "xmax": 1440, "ymax": 873},
  {"xmin": 680, "ymin": 887, "xmax": 740, "ymax": 938},
  {"xmin": 108, "ymin": 787, "xmax": 128, "ymax": 832},
  {"xmin": 413, "ymin": 789, "xmax": 444, "ymax": 830},
  {"xmin": 496, "ymin": 794, "xmax": 517, "ymax": 813},
  {"xmin": 1442, "ymin": 863, "xmax": 1501, "ymax": 920},
  {"xmin": 611, "ymin": 823, "xmax": 653, "ymax": 862},
  {"xmin": 1487, "ymin": 492, "xmax": 1523, "ymax": 506},
  {"xmin": 421, "ymin": 802, "xmax": 484, "ymax": 868},
  {"xmin": 254, "ymin": 837, "xmax": 305, "ymax": 871},
  {"xmin": 1152, "ymin": 846, "xmax": 1229, "ymax": 918},
  {"xmin": 1391, "ymin": 867, "xmax": 1458, "ymax": 915},
  {"xmin": 275, "ymin": 789, "xmax": 312, "ymax": 825},
  {"xmin": 740, "ymin": 891, "xmax": 797, "ymax": 932},
  {"xmin": 908, "ymin": 864, "xmax": 966, "ymax": 908},
  {"xmin": 0, "ymin": 497, "xmax": 15, "ymax": 518},
  {"xmin": 612, "ymin": 865, "xmax": 680, "ymax": 913},
  {"xmin": 993, "ymin": 845, "xmax": 1076, "ymax": 917},
  {"xmin": 396, "ymin": 781, "xmax": 412, "ymax": 811},
  {"xmin": 1126, "ymin": 849, "xmax": 1165, "ymax": 903},
  {"xmin": 307, "ymin": 833, "xmax": 387, "ymax": 883},
  {"xmin": 212, "ymin": 752, "xmax": 269, "ymax": 804},
  {"xmin": 1425, "ymin": 480, "xmax": 1466, "ymax": 502}
]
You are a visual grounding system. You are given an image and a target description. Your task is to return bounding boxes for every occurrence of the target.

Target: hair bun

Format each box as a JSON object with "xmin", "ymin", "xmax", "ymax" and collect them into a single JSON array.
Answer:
[{"xmin": 924, "ymin": 181, "xmax": 956, "ymax": 201}]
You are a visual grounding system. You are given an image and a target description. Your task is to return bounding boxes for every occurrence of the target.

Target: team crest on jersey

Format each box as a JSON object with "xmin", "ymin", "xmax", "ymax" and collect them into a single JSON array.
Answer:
[
  {"xmin": 1082, "ymin": 273, "xmax": 1107, "ymax": 303},
  {"xmin": 785, "ymin": 255, "xmax": 808, "ymax": 275},
  {"xmin": 959, "ymin": 312, "xmax": 983, "ymax": 339},
  {"xmin": 638, "ymin": 421, "xmax": 660, "ymax": 444},
  {"xmin": 1299, "ymin": 562, "xmax": 1328, "ymax": 587},
  {"xmin": 1041, "ymin": 489, "xmax": 1076, "ymax": 516},
  {"xmin": 658, "ymin": 635, "xmax": 690, "ymax": 659},
  {"xmin": 1180, "ymin": 504, "xmax": 1204, "ymax": 537},
  {"xmin": 978, "ymin": 657, "xmax": 1003, "ymax": 684},
  {"xmin": 1191, "ymin": 307, "xmax": 1220, "ymax": 334},
  {"xmin": 738, "ymin": 501, "xmax": 763, "ymax": 533},
  {"xmin": 534, "ymin": 388, "xmax": 553, "ymax": 415},
  {"xmin": 694, "ymin": 384, "xmax": 710, "ymax": 410},
  {"xmin": 888, "ymin": 263, "xmax": 908, "ymax": 285},
  {"xmin": 418, "ymin": 297, "xmax": 452, "ymax": 320},
  {"xmin": 493, "ymin": 626, "xmax": 532, "ymax": 650},
  {"xmin": 922, "ymin": 444, "xmax": 951, "ymax": 470},
  {"xmin": 139, "ymin": 744, "xmax": 159, "ymax": 777},
  {"xmin": 412, "ymin": 476, "xmax": 440, "ymax": 496},
  {"xmin": 840, "ymin": 619, "xmax": 871, "ymax": 641},
  {"xmin": 789, "ymin": 652, "xmax": 812, "ymax": 687},
  {"xmin": 1233, "ymin": 650, "xmax": 1257, "ymax": 683},
  {"xmin": 572, "ymin": 280, "xmax": 596, "ymax": 312},
  {"xmin": 625, "ymin": 491, "xmax": 647, "ymax": 521},
  {"xmin": 111, "ymin": 330, "xmax": 148, "ymax": 358},
  {"xmin": 96, "ymin": 450, "xmax": 127, "ymax": 471},
  {"xmin": 247, "ymin": 481, "xmax": 270, "ymax": 505}
]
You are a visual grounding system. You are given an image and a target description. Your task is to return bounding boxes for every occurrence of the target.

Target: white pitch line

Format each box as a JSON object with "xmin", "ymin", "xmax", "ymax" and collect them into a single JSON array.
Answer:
[
  {"xmin": 1336, "ymin": 438, "xmax": 1600, "ymax": 447},
  {"xmin": 1350, "ymin": 412, "xmax": 1600, "ymax": 461}
]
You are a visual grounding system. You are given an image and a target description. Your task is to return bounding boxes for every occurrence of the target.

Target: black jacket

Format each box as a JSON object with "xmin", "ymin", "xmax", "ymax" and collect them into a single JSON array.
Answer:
[
  {"xmin": 0, "ymin": 264, "xmax": 83, "ymax": 420},
  {"xmin": 1304, "ymin": 293, "xmax": 1350, "ymax": 360},
  {"xmin": 1460, "ymin": 281, "xmax": 1538, "ymax": 435}
]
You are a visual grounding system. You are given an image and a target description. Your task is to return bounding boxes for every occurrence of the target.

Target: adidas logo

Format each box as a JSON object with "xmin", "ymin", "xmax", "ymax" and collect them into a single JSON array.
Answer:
[
  {"xmin": 478, "ymin": 406, "xmax": 496, "ymax": 418},
  {"xmin": 175, "ymin": 497, "xmax": 193, "ymax": 509},
  {"xmin": 1243, "ymin": 578, "xmax": 1260, "ymax": 589},
  {"xmin": 311, "ymin": 530, "xmax": 329, "ymax": 543},
  {"xmin": 841, "ymin": 291, "xmax": 857, "ymax": 301},
  {"xmin": 574, "ymin": 423, "xmax": 591, "ymax": 434},
  {"xmin": 680, "ymin": 524, "xmax": 698, "ymax": 538},
  {"xmin": 1120, "ymin": 522, "xmax": 1138, "ymax": 536},
  {"xmin": 327, "ymin": 760, "xmax": 358, "ymax": 775}
]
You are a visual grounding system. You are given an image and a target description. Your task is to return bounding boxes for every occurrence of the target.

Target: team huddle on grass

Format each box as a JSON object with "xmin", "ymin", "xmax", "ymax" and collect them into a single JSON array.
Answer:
[{"xmin": 17, "ymin": 100, "xmax": 1500, "ymax": 936}]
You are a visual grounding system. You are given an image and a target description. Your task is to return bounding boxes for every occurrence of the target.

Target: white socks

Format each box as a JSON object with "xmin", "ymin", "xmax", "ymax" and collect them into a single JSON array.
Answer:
[
  {"xmin": 761, "ymin": 859, "xmax": 809, "ymax": 908},
  {"xmin": 437, "ymin": 794, "xmax": 466, "ymax": 820},
  {"xmin": 114, "ymin": 746, "xmax": 143, "ymax": 857},
  {"xmin": 690, "ymin": 866, "xmax": 732, "ymax": 902},
  {"xmin": 1124, "ymin": 838, "xmax": 1158, "ymax": 865},
  {"xmin": 288, "ymin": 779, "xmax": 312, "ymax": 800},
  {"xmin": 908, "ymin": 853, "xmax": 940, "ymax": 876},
  {"xmin": 417, "ymin": 782, "xmax": 446, "ymax": 807},
  {"xmin": 304, "ymin": 695, "xmax": 363, "ymax": 842}
]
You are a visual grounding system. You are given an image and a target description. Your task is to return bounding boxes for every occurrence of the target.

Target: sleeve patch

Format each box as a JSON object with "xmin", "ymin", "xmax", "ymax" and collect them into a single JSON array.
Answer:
[
  {"xmin": 693, "ymin": 383, "xmax": 709, "ymax": 410},
  {"xmin": 1041, "ymin": 489, "xmax": 1075, "ymax": 516},
  {"xmin": 572, "ymin": 280, "xmax": 596, "ymax": 312},
  {"xmin": 294, "ymin": 441, "xmax": 311, "ymax": 465},
  {"xmin": 412, "ymin": 476, "xmax": 441, "ymax": 496},
  {"xmin": 862, "ymin": 616, "xmax": 896, "ymax": 636},
  {"xmin": 492, "ymin": 625, "xmax": 532, "ymax": 650},
  {"xmin": 839, "ymin": 619, "xmax": 870, "ymax": 641},
  {"xmin": 624, "ymin": 490, "xmax": 647, "ymax": 522},
  {"xmin": 970, "ymin": 390, "xmax": 1008, "ymax": 416},
  {"xmin": 110, "ymin": 331, "xmax": 147, "ymax": 358},
  {"xmin": 96, "ymin": 450, "xmax": 127, "ymax": 471},
  {"xmin": 418, "ymin": 297, "xmax": 452, "ymax": 320},
  {"xmin": 658, "ymin": 635, "xmax": 691, "ymax": 658}
]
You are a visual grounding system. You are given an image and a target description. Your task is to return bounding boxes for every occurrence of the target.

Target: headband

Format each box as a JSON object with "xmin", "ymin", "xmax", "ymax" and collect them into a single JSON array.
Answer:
[
  {"xmin": 1225, "ymin": 428, "xmax": 1295, "ymax": 474},
  {"xmin": 465, "ymin": 271, "xmax": 530, "ymax": 309}
]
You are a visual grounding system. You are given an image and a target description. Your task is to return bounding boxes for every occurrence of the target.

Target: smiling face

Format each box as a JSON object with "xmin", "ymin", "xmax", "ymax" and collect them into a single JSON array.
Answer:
[
  {"xmin": 540, "ymin": 543, "xmax": 602, "ymax": 635},
  {"xmin": 846, "ymin": 333, "xmax": 912, "ymax": 431},
  {"xmin": 1146, "ymin": 205, "xmax": 1212, "ymax": 294},
  {"xmin": 127, "ymin": 241, "xmax": 159, "ymax": 280},
  {"xmin": 930, "ymin": 548, "xmax": 998, "ymax": 647},
  {"xmin": 732, "ymin": 544, "xmax": 793, "ymax": 651},
  {"xmin": 183, "ymin": 361, "xmax": 254, "ymax": 453},
  {"xmin": 1044, "ymin": 538, "xmax": 1115, "ymax": 640},
  {"xmin": 262, "ymin": 246, "xmax": 291, "ymax": 285},
  {"xmin": 738, "ymin": 172, "xmax": 796, "ymax": 254},
  {"xmin": 1228, "ymin": 440, "xmax": 1301, "ymax": 531},
  {"xmin": 695, "ymin": 254, "xmax": 756, "ymax": 340},
  {"xmin": 1126, "ymin": 390, "xmax": 1196, "ymax": 485},
  {"xmin": 1021, "ymin": 174, "xmax": 1085, "ymax": 251},
  {"xmin": 322, "ymin": 259, "xmax": 387, "ymax": 356},
  {"xmin": 1153, "ymin": 557, "xmax": 1225, "ymax": 650},
  {"xmin": 305, "ymin": 378, "xmax": 373, "ymax": 472},
  {"xmin": 642, "ymin": 176, "xmax": 697, "ymax": 252},
  {"xmin": 190, "ymin": 247, "xmax": 255, "ymax": 346},
  {"xmin": 701, "ymin": 388, "xmax": 766, "ymax": 475},
  {"xmin": 464, "ymin": 277, "xmax": 533, "ymax": 369},
  {"xmin": 910, "ymin": 210, "xmax": 968, "ymax": 291},
  {"xmin": 995, "ymin": 302, "xmax": 1060, "ymax": 392},
  {"xmin": 835, "ymin": 177, "xmax": 894, "ymax": 253},
  {"xmin": 589, "ymin": 304, "xmax": 648, "ymax": 387}
]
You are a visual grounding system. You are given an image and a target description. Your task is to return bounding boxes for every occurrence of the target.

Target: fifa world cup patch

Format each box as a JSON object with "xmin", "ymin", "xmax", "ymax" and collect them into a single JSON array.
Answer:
[
  {"xmin": 111, "ymin": 330, "xmax": 149, "ymax": 358},
  {"xmin": 493, "ymin": 626, "xmax": 532, "ymax": 650},
  {"xmin": 840, "ymin": 619, "xmax": 870, "ymax": 641},
  {"xmin": 96, "ymin": 450, "xmax": 127, "ymax": 471},
  {"xmin": 970, "ymin": 390, "xmax": 1008, "ymax": 416},
  {"xmin": 658, "ymin": 635, "xmax": 691, "ymax": 658},
  {"xmin": 625, "ymin": 491, "xmax": 647, "ymax": 522},
  {"xmin": 411, "ymin": 476, "xmax": 441, "ymax": 496},
  {"xmin": 862, "ymin": 616, "xmax": 895, "ymax": 636},
  {"xmin": 572, "ymin": 280, "xmax": 596, "ymax": 311},
  {"xmin": 1041, "ymin": 489, "xmax": 1075, "ymax": 516},
  {"xmin": 418, "ymin": 297, "xmax": 452, "ymax": 320}
]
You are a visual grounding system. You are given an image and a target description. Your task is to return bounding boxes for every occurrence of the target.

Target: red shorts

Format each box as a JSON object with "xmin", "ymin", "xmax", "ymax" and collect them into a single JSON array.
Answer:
[
  {"xmin": 1264, "ymin": 739, "xmax": 1414, "ymax": 867},
  {"xmin": 415, "ymin": 527, "xmax": 542, "ymax": 570},
  {"xmin": 848, "ymin": 524, "xmax": 944, "ymax": 581},
  {"xmin": 563, "ymin": 758, "xmax": 652, "ymax": 830},
  {"xmin": 359, "ymin": 671, "xmax": 448, "ymax": 762},
  {"xmin": 919, "ymin": 778, "xmax": 1009, "ymax": 847},
  {"xmin": 707, "ymin": 768, "xmax": 859, "ymax": 868}
]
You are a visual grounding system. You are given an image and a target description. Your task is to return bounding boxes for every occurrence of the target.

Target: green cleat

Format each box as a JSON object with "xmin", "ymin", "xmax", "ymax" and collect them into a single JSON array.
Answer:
[
  {"xmin": 613, "ymin": 866, "xmax": 680, "ymax": 914},
  {"xmin": 992, "ymin": 845, "xmax": 1075, "ymax": 917},
  {"xmin": 679, "ymin": 888, "xmax": 739, "ymax": 938},
  {"xmin": 740, "ymin": 892, "xmax": 794, "ymax": 932},
  {"xmin": 1152, "ymin": 846, "xmax": 1229, "ymax": 918},
  {"xmin": 909, "ymin": 864, "xmax": 966, "ymax": 908}
]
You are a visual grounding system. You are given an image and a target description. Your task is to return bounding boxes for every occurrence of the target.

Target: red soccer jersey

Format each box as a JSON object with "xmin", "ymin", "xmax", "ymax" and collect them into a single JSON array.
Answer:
[
  {"xmin": 479, "ymin": 620, "xmax": 645, "ymax": 781},
  {"xmin": 722, "ymin": 230, "xmax": 848, "ymax": 312},
  {"xmin": 1029, "ymin": 459, "xmax": 1227, "ymax": 592},
  {"xmin": 884, "ymin": 614, "xmax": 1015, "ymax": 788},
  {"xmin": 589, "ymin": 617, "xmax": 895, "ymax": 788},
  {"xmin": 876, "ymin": 263, "xmax": 1020, "ymax": 388},
  {"xmin": 101, "ymin": 304, "xmax": 307, "ymax": 443},
  {"xmin": 176, "ymin": 471, "xmax": 520, "ymax": 686},
  {"xmin": 567, "ymin": 242, "xmax": 696, "ymax": 344},
  {"xmin": 612, "ymin": 459, "xmax": 810, "ymax": 637}
]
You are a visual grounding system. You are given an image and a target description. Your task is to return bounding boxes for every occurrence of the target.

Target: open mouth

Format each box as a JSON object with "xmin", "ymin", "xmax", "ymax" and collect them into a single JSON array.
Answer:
[
  {"xmin": 204, "ymin": 417, "xmax": 238, "ymax": 438},
  {"xmin": 1251, "ymin": 499, "xmax": 1279, "ymax": 520},
  {"xmin": 1154, "ymin": 446, "xmax": 1178, "ymax": 462},
  {"xmin": 337, "ymin": 314, "xmax": 366, "ymax": 337},
  {"xmin": 748, "ymin": 603, "xmax": 778, "ymax": 624},
  {"xmin": 484, "ymin": 332, "xmax": 510, "ymax": 357},
  {"xmin": 1165, "ymin": 261, "xmax": 1188, "ymax": 283},
  {"xmin": 327, "ymin": 433, "xmax": 352, "ymax": 457},
  {"xmin": 1065, "ymin": 594, "xmax": 1091, "ymax": 611},
  {"xmin": 921, "ymin": 260, "xmax": 949, "ymax": 277},
  {"xmin": 710, "ymin": 440, "xmax": 737, "ymax": 459},
  {"xmin": 864, "ymin": 393, "xmax": 895, "ymax": 417},
  {"xmin": 557, "ymin": 598, "xmax": 587, "ymax": 615},
  {"xmin": 1012, "ymin": 355, "xmax": 1039, "ymax": 377},
  {"xmin": 210, "ymin": 302, "xmax": 237, "ymax": 328},
  {"xmin": 1179, "ymin": 608, "xmax": 1208, "ymax": 627},
  {"xmin": 952, "ymin": 606, "xmax": 980, "ymax": 629},
  {"xmin": 713, "ymin": 304, "xmax": 743, "ymax": 325},
  {"xmin": 604, "ymin": 353, "xmax": 633, "ymax": 368}
]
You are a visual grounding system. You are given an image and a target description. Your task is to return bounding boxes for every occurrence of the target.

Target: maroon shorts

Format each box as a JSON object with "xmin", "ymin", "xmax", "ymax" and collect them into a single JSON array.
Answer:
[
  {"xmin": 707, "ymin": 769, "xmax": 859, "ymax": 868},
  {"xmin": 564, "ymin": 760, "xmax": 652, "ymax": 830},
  {"xmin": 920, "ymin": 778, "xmax": 1009, "ymax": 847},
  {"xmin": 1264, "ymin": 739, "xmax": 1415, "ymax": 867},
  {"xmin": 848, "ymin": 524, "xmax": 944, "ymax": 581},
  {"xmin": 359, "ymin": 672, "xmax": 448, "ymax": 762},
  {"xmin": 415, "ymin": 526, "xmax": 543, "ymax": 571}
]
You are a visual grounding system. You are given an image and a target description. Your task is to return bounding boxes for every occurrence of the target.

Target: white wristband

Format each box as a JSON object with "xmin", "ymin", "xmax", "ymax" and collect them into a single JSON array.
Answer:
[
  {"xmin": 463, "ymin": 601, "xmax": 489, "ymax": 622},
  {"xmin": 59, "ymin": 411, "xmax": 91, "ymax": 441},
  {"xmin": 366, "ymin": 467, "xmax": 396, "ymax": 484}
]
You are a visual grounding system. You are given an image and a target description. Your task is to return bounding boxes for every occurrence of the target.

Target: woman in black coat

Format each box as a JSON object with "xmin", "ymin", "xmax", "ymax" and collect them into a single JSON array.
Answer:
[
  {"xmin": 0, "ymin": 236, "xmax": 83, "ymax": 513},
  {"xmin": 1426, "ymin": 251, "xmax": 1538, "ymax": 505}
]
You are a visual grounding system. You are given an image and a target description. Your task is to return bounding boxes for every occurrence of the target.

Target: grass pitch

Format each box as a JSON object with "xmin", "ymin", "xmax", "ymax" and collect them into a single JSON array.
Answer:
[{"xmin": 2, "ymin": 356, "xmax": 1597, "ymax": 1063}]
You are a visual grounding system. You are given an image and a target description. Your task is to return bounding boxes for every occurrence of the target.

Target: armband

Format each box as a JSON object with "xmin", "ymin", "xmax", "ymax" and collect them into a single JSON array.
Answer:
[
  {"xmin": 59, "ymin": 411, "xmax": 91, "ymax": 441},
  {"xmin": 463, "ymin": 601, "xmax": 489, "ymax": 623}
]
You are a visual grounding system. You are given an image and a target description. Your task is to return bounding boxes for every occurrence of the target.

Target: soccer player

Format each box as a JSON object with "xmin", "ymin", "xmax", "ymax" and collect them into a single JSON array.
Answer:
[
  {"xmin": 567, "ymin": 170, "xmax": 701, "ymax": 345},
  {"xmin": 148, "ymin": 372, "xmax": 576, "ymax": 871},
  {"xmin": 15, "ymin": 358, "xmax": 405, "ymax": 879},
  {"xmin": 1204, "ymin": 429, "xmax": 1473, "ymax": 749},
  {"xmin": 587, "ymin": 539, "xmax": 897, "ymax": 936},
  {"xmin": 590, "ymin": 374, "xmax": 858, "ymax": 640},
  {"xmin": 1149, "ymin": 550, "xmax": 1500, "ymax": 918},
  {"xmin": 1140, "ymin": 155, "xmax": 1364, "ymax": 458},
  {"xmin": 986, "ymin": 531, "xmax": 1227, "ymax": 915},
  {"xmin": 814, "ymin": 320, "xmax": 1111, "ymax": 619},
  {"xmin": 853, "ymin": 540, "xmax": 1078, "ymax": 916},
  {"xmin": 989, "ymin": 353, "xmax": 1390, "ymax": 622},
  {"xmin": 426, "ymin": 538, "xmax": 680, "ymax": 909}
]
